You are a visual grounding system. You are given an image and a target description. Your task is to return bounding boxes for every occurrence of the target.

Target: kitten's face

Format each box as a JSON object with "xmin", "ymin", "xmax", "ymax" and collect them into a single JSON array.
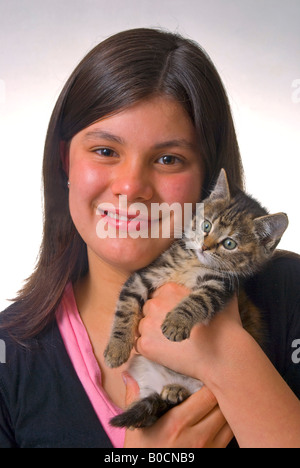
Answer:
[
  {"xmin": 188, "ymin": 169, "xmax": 288, "ymax": 277},
  {"xmin": 194, "ymin": 198, "xmax": 264, "ymax": 276}
]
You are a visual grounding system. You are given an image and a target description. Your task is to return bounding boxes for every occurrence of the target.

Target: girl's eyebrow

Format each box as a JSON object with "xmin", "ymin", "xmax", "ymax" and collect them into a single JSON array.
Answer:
[
  {"xmin": 83, "ymin": 129, "xmax": 197, "ymax": 151},
  {"xmin": 83, "ymin": 130, "xmax": 124, "ymax": 145},
  {"xmin": 153, "ymin": 139, "xmax": 197, "ymax": 151}
]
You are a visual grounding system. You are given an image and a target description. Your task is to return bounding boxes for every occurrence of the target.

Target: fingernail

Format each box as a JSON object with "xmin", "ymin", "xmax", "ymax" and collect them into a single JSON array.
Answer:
[{"xmin": 122, "ymin": 371, "xmax": 129, "ymax": 386}]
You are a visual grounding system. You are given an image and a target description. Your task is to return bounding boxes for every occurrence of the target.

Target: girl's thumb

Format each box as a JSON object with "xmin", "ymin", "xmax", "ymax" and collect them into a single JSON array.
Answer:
[{"xmin": 122, "ymin": 371, "xmax": 140, "ymax": 407}]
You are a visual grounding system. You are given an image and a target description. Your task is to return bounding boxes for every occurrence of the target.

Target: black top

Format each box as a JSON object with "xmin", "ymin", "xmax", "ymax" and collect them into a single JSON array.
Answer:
[
  {"xmin": 0, "ymin": 254, "xmax": 300, "ymax": 448},
  {"xmin": 0, "ymin": 321, "xmax": 112, "ymax": 448}
]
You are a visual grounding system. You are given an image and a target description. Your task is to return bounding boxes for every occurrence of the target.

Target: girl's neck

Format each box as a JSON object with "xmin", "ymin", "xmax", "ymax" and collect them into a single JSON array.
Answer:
[{"xmin": 73, "ymin": 247, "xmax": 130, "ymax": 324}]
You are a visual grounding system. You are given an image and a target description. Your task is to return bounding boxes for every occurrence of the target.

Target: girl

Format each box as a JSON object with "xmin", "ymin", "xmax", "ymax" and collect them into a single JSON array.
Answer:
[{"xmin": 0, "ymin": 28, "xmax": 299, "ymax": 448}]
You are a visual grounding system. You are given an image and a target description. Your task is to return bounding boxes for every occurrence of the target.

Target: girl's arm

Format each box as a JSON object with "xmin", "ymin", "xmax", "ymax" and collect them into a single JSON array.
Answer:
[{"xmin": 135, "ymin": 283, "xmax": 300, "ymax": 448}]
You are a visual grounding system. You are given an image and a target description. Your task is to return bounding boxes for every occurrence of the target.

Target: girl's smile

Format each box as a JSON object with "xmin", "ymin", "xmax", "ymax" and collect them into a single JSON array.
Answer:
[{"xmin": 96, "ymin": 204, "xmax": 160, "ymax": 235}]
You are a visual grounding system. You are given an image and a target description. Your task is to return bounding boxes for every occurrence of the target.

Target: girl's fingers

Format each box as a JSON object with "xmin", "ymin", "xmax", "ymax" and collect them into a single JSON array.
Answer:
[
  {"xmin": 211, "ymin": 422, "xmax": 234, "ymax": 448},
  {"xmin": 165, "ymin": 385, "xmax": 218, "ymax": 426},
  {"xmin": 123, "ymin": 383, "xmax": 233, "ymax": 448}
]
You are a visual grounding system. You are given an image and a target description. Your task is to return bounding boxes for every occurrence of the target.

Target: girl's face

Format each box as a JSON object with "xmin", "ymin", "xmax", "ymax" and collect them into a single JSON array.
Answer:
[{"xmin": 68, "ymin": 96, "xmax": 204, "ymax": 274}]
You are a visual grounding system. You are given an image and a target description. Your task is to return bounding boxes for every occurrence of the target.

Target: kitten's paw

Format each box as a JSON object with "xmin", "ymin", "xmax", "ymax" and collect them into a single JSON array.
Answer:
[
  {"xmin": 110, "ymin": 393, "xmax": 168, "ymax": 428},
  {"xmin": 161, "ymin": 311, "xmax": 192, "ymax": 342},
  {"xmin": 104, "ymin": 341, "xmax": 132, "ymax": 368},
  {"xmin": 161, "ymin": 384, "xmax": 190, "ymax": 405}
]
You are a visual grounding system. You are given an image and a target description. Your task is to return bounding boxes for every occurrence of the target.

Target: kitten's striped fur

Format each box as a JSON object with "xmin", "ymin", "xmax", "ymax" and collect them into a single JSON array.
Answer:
[{"xmin": 104, "ymin": 169, "xmax": 288, "ymax": 428}]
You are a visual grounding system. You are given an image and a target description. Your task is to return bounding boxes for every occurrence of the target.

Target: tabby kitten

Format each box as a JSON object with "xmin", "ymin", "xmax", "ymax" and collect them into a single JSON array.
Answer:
[{"xmin": 104, "ymin": 169, "xmax": 288, "ymax": 428}]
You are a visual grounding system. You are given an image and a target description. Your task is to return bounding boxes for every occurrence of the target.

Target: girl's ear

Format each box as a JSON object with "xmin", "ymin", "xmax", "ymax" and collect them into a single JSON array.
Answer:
[{"xmin": 60, "ymin": 141, "xmax": 69, "ymax": 176}]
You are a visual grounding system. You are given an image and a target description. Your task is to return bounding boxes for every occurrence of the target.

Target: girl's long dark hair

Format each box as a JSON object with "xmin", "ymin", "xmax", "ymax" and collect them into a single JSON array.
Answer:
[{"xmin": 1, "ymin": 28, "xmax": 244, "ymax": 343}]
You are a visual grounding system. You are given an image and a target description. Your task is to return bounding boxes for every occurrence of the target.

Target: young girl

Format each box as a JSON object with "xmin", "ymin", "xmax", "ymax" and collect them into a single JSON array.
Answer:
[{"xmin": 0, "ymin": 28, "xmax": 299, "ymax": 448}]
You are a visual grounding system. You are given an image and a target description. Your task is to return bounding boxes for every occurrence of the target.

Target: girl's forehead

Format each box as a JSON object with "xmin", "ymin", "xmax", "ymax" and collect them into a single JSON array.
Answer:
[{"xmin": 75, "ymin": 96, "xmax": 198, "ymax": 145}]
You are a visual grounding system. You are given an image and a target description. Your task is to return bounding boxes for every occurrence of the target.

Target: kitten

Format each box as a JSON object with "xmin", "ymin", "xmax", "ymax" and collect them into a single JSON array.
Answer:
[{"xmin": 104, "ymin": 169, "xmax": 288, "ymax": 428}]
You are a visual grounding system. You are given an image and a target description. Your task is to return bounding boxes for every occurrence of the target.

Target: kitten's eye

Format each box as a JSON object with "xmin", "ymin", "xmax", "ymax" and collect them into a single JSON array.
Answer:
[
  {"xmin": 201, "ymin": 220, "xmax": 212, "ymax": 234},
  {"xmin": 222, "ymin": 238, "xmax": 237, "ymax": 250}
]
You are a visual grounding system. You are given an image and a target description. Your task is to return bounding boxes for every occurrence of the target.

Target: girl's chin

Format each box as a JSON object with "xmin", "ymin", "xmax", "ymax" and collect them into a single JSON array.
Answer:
[{"xmin": 91, "ymin": 237, "xmax": 173, "ymax": 271}]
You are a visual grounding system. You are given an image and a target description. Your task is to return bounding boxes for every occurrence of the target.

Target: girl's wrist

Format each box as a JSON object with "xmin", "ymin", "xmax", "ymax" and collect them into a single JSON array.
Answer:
[
  {"xmin": 198, "ymin": 323, "xmax": 300, "ymax": 448},
  {"xmin": 193, "ymin": 321, "xmax": 253, "ymax": 389}
]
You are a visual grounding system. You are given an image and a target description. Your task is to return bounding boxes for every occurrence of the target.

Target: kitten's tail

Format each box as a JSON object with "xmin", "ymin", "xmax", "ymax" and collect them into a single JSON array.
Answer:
[{"xmin": 110, "ymin": 393, "xmax": 172, "ymax": 429}]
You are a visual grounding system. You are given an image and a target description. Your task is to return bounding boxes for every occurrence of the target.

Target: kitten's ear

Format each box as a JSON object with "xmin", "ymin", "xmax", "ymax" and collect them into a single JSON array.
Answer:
[
  {"xmin": 254, "ymin": 213, "xmax": 289, "ymax": 253},
  {"xmin": 210, "ymin": 169, "xmax": 231, "ymax": 201}
]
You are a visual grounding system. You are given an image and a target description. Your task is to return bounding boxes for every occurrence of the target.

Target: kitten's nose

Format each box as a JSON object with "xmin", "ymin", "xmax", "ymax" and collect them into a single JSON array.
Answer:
[{"xmin": 202, "ymin": 235, "xmax": 216, "ymax": 251}]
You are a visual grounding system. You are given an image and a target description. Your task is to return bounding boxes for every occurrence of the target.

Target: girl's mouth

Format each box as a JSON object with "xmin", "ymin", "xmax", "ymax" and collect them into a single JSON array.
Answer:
[{"xmin": 97, "ymin": 207, "xmax": 159, "ymax": 234}]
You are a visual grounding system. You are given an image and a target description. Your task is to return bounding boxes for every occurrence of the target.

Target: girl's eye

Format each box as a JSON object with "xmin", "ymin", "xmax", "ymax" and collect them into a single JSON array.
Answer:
[
  {"xmin": 157, "ymin": 155, "xmax": 180, "ymax": 165},
  {"xmin": 95, "ymin": 148, "xmax": 117, "ymax": 157},
  {"xmin": 222, "ymin": 238, "xmax": 237, "ymax": 250}
]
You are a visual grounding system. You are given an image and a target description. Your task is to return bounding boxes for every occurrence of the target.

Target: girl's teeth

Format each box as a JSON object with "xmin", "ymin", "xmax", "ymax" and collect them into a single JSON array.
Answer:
[{"xmin": 104, "ymin": 210, "xmax": 130, "ymax": 221}]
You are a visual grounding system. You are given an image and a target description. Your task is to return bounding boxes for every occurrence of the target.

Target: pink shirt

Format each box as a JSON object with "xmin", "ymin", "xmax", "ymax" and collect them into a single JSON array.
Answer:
[{"xmin": 56, "ymin": 282, "xmax": 125, "ymax": 448}]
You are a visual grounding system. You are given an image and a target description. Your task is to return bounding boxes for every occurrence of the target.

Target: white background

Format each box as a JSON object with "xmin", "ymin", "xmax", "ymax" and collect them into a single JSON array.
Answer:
[{"xmin": 0, "ymin": 0, "xmax": 299, "ymax": 311}]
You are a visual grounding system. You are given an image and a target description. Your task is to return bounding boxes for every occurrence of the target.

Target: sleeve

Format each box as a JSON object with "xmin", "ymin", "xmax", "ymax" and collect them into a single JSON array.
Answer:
[
  {"xmin": 0, "ymin": 379, "xmax": 17, "ymax": 448},
  {"xmin": 281, "ymin": 264, "xmax": 300, "ymax": 400},
  {"xmin": 245, "ymin": 252, "xmax": 300, "ymax": 400}
]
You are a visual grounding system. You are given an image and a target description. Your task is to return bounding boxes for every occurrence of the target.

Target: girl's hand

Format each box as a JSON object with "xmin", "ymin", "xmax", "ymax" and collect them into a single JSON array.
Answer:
[
  {"xmin": 135, "ymin": 282, "xmax": 242, "ymax": 382},
  {"xmin": 131, "ymin": 283, "xmax": 300, "ymax": 448},
  {"xmin": 123, "ymin": 372, "xmax": 233, "ymax": 448}
]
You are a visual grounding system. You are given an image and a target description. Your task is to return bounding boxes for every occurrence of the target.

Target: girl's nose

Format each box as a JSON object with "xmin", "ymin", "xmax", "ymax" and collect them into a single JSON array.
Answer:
[{"xmin": 110, "ymin": 163, "xmax": 154, "ymax": 202}]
